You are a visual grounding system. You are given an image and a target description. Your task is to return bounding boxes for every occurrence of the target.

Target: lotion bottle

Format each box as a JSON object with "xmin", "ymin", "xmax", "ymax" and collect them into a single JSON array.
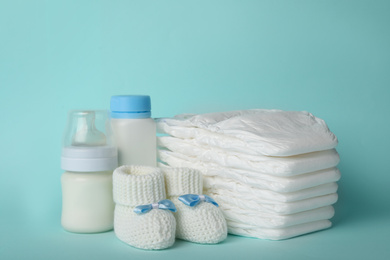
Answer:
[
  {"xmin": 61, "ymin": 110, "xmax": 117, "ymax": 233},
  {"xmin": 110, "ymin": 95, "xmax": 156, "ymax": 167}
]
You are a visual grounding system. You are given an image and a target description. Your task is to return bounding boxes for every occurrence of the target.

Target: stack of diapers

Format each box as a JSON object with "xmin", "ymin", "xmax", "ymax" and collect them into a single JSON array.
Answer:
[{"xmin": 156, "ymin": 109, "xmax": 340, "ymax": 240}]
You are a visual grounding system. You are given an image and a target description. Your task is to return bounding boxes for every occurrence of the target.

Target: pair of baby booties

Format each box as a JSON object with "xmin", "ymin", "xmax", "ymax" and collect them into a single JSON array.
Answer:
[{"xmin": 113, "ymin": 165, "xmax": 227, "ymax": 250}]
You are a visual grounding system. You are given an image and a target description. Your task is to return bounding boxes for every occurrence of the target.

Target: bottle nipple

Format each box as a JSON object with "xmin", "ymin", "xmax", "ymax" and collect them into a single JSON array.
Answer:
[{"xmin": 72, "ymin": 111, "xmax": 106, "ymax": 146}]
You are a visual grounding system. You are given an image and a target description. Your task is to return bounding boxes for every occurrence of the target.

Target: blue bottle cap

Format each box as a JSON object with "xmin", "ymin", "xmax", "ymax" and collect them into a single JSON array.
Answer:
[{"xmin": 110, "ymin": 95, "xmax": 151, "ymax": 119}]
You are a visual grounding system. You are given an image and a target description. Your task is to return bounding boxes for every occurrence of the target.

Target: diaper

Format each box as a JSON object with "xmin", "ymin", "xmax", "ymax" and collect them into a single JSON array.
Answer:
[
  {"xmin": 158, "ymin": 136, "xmax": 340, "ymax": 176},
  {"xmin": 159, "ymin": 161, "xmax": 338, "ymax": 202},
  {"xmin": 204, "ymin": 179, "xmax": 338, "ymax": 203},
  {"xmin": 156, "ymin": 109, "xmax": 338, "ymax": 156},
  {"xmin": 207, "ymin": 190, "xmax": 338, "ymax": 214},
  {"xmin": 158, "ymin": 150, "xmax": 341, "ymax": 192},
  {"xmin": 220, "ymin": 206, "xmax": 334, "ymax": 228},
  {"xmin": 227, "ymin": 220, "xmax": 332, "ymax": 240}
]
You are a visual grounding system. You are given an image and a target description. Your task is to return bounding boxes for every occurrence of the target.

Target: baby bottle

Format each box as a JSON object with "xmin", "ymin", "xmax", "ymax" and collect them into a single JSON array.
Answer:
[
  {"xmin": 110, "ymin": 95, "xmax": 157, "ymax": 166},
  {"xmin": 61, "ymin": 110, "xmax": 118, "ymax": 233}
]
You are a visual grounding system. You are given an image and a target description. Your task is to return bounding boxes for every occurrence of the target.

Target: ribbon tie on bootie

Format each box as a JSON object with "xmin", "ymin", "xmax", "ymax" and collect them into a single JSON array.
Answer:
[
  {"xmin": 178, "ymin": 194, "xmax": 219, "ymax": 207},
  {"xmin": 134, "ymin": 199, "xmax": 177, "ymax": 214}
]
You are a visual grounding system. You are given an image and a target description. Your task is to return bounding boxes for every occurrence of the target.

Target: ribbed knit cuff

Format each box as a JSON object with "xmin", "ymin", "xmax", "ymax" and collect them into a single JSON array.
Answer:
[
  {"xmin": 113, "ymin": 165, "xmax": 166, "ymax": 207},
  {"xmin": 161, "ymin": 167, "xmax": 203, "ymax": 196}
]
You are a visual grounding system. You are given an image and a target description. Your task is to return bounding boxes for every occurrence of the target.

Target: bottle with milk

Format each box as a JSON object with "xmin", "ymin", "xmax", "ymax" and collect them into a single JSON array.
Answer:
[
  {"xmin": 60, "ymin": 110, "xmax": 117, "ymax": 233},
  {"xmin": 110, "ymin": 95, "xmax": 156, "ymax": 167}
]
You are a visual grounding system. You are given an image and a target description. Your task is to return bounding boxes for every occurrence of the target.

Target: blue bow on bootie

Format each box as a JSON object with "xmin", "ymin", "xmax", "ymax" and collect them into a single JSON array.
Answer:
[
  {"xmin": 178, "ymin": 194, "xmax": 219, "ymax": 207},
  {"xmin": 134, "ymin": 199, "xmax": 177, "ymax": 214}
]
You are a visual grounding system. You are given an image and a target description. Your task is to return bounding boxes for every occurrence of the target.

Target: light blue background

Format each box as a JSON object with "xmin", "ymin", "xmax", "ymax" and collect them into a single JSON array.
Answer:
[{"xmin": 1, "ymin": 0, "xmax": 389, "ymax": 259}]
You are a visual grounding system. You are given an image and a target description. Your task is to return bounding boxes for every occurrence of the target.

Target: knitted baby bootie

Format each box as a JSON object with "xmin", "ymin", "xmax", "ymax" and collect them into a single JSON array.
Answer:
[
  {"xmin": 161, "ymin": 167, "xmax": 227, "ymax": 244},
  {"xmin": 113, "ymin": 165, "xmax": 176, "ymax": 250}
]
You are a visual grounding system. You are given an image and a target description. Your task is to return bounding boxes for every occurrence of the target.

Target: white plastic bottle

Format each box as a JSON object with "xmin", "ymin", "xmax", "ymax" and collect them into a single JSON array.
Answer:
[
  {"xmin": 110, "ymin": 95, "xmax": 157, "ymax": 167},
  {"xmin": 60, "ymin": 110, "xmax": 118, "ymax": 233}
]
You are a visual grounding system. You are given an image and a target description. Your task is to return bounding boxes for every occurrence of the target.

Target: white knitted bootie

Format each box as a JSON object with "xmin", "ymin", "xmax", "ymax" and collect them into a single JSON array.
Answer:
[
  {"xmin": 161, "ymin": 167, "xmax": 227, "ymax": 244},
  {"xmin": 113, "ymin": 165, "xmax": 176, "ymax": 250}
]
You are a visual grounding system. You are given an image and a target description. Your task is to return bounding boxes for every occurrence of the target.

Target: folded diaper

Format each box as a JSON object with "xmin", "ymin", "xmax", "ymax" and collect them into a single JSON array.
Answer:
[
  {"xmin": 220, "ymin": 205, "xmax": 334, "ymax": 228},
  {"xmin": 227, "ymin": 220, "xmax": 332, "ymax": 240},
  {"xmin": 207, "ymin": 191, "xmax": 338, "ymax": 214},
  {"xmin": 158, "ymin": 136, "xmax": 340, "ymax": 176},
  {"xmin": 156, "ymin": 109, "xmax": 338, "ymax": 156},
  {"xmin": 158, "ymin": 151, "xmax": 341, "ymax": 192},
  {"xmin": 204, "ymin": 180, "xmax": 338, "ymax": 203}
]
